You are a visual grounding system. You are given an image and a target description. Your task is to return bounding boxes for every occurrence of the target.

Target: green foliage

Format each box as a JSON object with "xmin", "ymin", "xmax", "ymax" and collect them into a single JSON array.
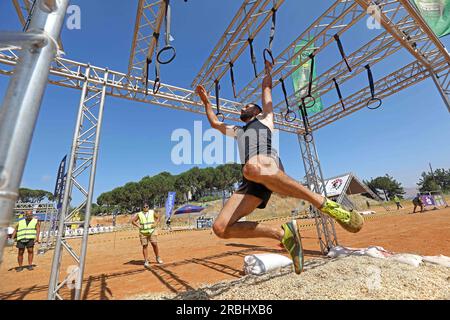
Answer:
[
  {"xmin": 18, "ymin": 188, "xmax": 55, "ymax": 203},
  {"xmin": 417, "ymin": 168, "xmax": 450, "ymax": 193},
  {"xmin": 364, "ymin": 174, "xmax": 405, "ymax": 200},
  {"xmin": 96, "ymin": 164, "xmax": 242, "ymax": 211},
  {"xmin": 198, "ymin": 195, "xmax": 222, "ymax": 203}
]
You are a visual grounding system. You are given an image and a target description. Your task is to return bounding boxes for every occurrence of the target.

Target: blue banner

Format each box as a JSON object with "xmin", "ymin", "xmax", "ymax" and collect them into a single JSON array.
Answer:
[
  {"xmin": 165, "ymin": 192, "xmax": 176, "ymax": 219},
  {"xmin": 54, "ymin": 155, "xmax": 67, "ymax": 209}
]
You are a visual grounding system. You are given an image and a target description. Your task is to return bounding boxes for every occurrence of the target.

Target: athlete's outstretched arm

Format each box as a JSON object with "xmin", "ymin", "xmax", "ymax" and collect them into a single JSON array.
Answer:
[
  {"xmin": 261, "ymin": 61, "xmax": 274, "ymax": 115},
  {"xmin": 196, "ymin": 85, "xmax": 237, "ymax": 137}
]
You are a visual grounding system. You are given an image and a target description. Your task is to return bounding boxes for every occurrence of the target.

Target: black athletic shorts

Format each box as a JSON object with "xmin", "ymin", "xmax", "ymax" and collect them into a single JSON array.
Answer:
[
  {"xmin": 16, "ymin": 240, "xmax": 35, "ymax": 249},
  {"xmin": 236, "ymin": 176, "xmax": 272, "ymax": 209}
]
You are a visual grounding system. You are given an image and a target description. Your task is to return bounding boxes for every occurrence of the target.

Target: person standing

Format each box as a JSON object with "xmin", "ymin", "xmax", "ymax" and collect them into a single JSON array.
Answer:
[
  {"xmin": 393, "ymin": 195, "xmax": 403, "ymax": 210},
  {"xmin": 132, "ymin": 203, "xmax": 163, "ymax": 268},
  {"xmin": 412, "ymin": 195, "xmax": 424, "ymax": 213},
  {"xmin": 166, "ymin": 216, "xmax": 172, "ymax": 231},
  {"xmin": 11, "ymin": 210, "xmax": 40, "ymax": 272}
]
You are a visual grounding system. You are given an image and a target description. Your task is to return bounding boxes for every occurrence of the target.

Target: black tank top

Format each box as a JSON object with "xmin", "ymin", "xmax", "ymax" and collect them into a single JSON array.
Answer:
[{"xmin": 236, "ymin": 118, "xmax": 278, "ymax": 164}]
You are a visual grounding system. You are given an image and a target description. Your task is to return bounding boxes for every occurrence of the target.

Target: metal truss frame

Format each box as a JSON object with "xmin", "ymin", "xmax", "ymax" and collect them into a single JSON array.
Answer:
[
  {"xmin": 298, "ymin": 134, "xmax": 338, "ymax": 254},
  {"xmin": 235, "ymin": 0, "xmax": 367, "ymax": 104},
  {"xmin": 0, "ymin": 48, "xmax": 304, "ymax": 133},
  {"xmin": 127, "ymin": 0, "xmax": 165, "ymax": 79},
  {"xmin": 273, "ymin": 15, "xmax": 418, "ymax": 114},
  {"xmin": 191, "ymin": 0, "xmax": 285, "ymax": 92},
  {"xmin": 48, "ymin": 67, "xmax": 108, "ymax": 300},
  {"xmin": 1, "ymin": 0, "xmax": 450, "ymax": 300},
  {"xmin": 311, "ymin": 59, "xmax": 449, "ymax": 129}
]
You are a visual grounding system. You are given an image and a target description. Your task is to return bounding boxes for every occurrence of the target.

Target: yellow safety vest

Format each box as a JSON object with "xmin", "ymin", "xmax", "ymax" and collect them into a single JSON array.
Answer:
[
  {"xmin": 17, "ymin": 218, "xmax": 38, "ymax": 241},
  {"xmin": 137, "ymin": 211, "xmax": 156, "ymax": 235}
]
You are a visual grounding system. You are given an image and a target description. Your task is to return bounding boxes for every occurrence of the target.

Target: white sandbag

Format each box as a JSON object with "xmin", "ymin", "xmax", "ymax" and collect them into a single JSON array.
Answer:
[
  {"xmin": 422, "ymin": 255, "xmax": 450, "ymax": 268},
  {"xmin": 365, "ymin": 246, "xmax": 393, "ymax": 259},
  {"xmin": 244, "ymin": 253, "xmax": 292, "ymax": 276},
  {"xmin": 327, "ymin": 246, "xmax": 359, "ymax": 258},
  {"xmin": 360, "ymin": 211, "xmax": 376, "ymax": 216},
  {"xmin": 389, "ymin": 254, "xmax": 423, "ymax": 267},
  {"xmin": 7, "ymin": 227, "xmax": 15, "ymax": 235},
  {"xmin": 328, "ymin": 246, "xmax": 393, "ymax": 259}
]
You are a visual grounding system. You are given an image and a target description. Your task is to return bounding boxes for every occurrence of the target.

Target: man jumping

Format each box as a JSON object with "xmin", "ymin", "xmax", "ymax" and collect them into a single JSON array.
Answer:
[{"xmin": 195, "ymin": 61, "xmax": 364, "ymax": 274}]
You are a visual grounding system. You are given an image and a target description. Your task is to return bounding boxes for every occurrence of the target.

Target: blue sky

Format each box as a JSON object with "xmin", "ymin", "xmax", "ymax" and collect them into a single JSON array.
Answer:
[{"xmin": 1, "ymin": 0, "xmax": 450, "ymax": 204}]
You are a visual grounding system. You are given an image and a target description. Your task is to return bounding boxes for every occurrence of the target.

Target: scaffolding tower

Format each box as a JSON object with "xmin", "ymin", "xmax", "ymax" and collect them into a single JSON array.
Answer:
[{"xmin": 1, "ymin": 0, "xmax": 449, "ymax": 300}]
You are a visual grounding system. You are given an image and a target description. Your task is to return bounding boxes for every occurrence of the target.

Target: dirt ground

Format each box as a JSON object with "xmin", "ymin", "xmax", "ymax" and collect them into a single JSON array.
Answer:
[{"xmin": 1, "ymin": 205, "xmax": 449, "ymax": 300}]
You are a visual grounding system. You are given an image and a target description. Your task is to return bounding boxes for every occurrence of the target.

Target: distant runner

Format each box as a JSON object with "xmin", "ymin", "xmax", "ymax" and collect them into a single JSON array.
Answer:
[
  {"xmin": 393, "ymin": 195, "xmax": 403, "ymax": 210},
  {"xmin": 196, "ymin": 60, "xmax": 364, "ymax": 274},
  {"xmin": 412, "ymin": 195, "xmax": 424, "ymax": 213}
]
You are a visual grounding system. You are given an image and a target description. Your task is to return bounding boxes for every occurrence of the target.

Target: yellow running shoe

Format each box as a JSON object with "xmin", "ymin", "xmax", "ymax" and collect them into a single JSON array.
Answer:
[
  {"xmin": 281, "ymin": 220, "xmax": 304, "ymax": 274},
  {"xmin": 320, "ymin": 199, "xmax": 364, "ymax": 233}
]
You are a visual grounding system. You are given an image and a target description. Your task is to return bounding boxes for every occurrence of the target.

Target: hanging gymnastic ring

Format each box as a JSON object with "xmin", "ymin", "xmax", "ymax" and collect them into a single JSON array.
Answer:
[
  {"xmin": 157, "ymin": 46, "xmax": 176, "ymax": 65},
  {"xmin": 304, "ymin": 133, "xmax": 313, "ymax": 143},
  {"xmin": 303, "ymin": 95, "xmax": 316, "ymax": 109},
  {"xmin": 366, "ymin": 98, "xmax": 382, "ymax": 110},
  {"xmin": 216, "ymin": 112, "xmax": 225, "ymax": 122},
  {"xmin": 263, "ymin": 48, "xmax": 275, "ymax": 65},
  {"xmin": 284, "ymin": 109, "xmax": 297, "ymax": 123}
]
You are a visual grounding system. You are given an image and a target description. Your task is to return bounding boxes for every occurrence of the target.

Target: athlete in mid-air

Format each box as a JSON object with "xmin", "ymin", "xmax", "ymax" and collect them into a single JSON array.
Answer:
[{"xmin": 195, "ymin": 61, "xmax": 364, "ymax": 274}]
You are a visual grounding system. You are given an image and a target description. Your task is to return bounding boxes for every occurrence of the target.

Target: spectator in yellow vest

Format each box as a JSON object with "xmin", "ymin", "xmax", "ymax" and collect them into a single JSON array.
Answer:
[
  {"xmin": 393, "ymin": 195, "xmax": 403, "ymax": 210},
  {"xmin": 11, "ymin": 210, "xmax": 40, "ymax": 272},
  {"xmin": 132, "ymin": 203, "xmax": 163, "ymax": 268}
]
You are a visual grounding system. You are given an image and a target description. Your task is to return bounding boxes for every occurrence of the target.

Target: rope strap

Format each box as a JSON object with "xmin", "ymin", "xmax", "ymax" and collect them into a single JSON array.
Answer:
[
  {"xmin": 248, "ymin": 38, "xmax": 258, "ymax": 78},
  {"xmin": 332, "ymin": 78, "xmax": 345, "ymax": 111},
  {"xmin": 229, "ymin": 61, "xmax": 237, "ymax": 98},
  {"xmin": 365, "ymin": 64, "xmax": 383, "ymax": 110},
  {"xmin": 214, "ymin": 80, "xmax": 225, "ymax": 122},
  {"xmin": 334, "ymin": 34, "xmax": 352, "ymax": 73}
]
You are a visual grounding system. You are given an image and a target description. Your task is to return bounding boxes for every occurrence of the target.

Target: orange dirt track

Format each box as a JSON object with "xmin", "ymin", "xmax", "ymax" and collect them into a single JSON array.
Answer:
[{"xmin": 1, "ymin": 207, "xmax": 449, "ymax": 300}]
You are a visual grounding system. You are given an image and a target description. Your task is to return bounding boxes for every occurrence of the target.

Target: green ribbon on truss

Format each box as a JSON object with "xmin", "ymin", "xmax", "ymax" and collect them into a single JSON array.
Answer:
[
  {"xmin": 291, "ymin": 40, "xmax": 323, "ymax": 115},
  {"xmin": 412, "ymin": 0, "xmax": 450, "ymax": 37}
]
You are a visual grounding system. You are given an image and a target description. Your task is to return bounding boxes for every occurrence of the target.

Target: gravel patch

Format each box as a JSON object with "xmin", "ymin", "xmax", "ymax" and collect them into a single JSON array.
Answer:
[{"xmin": 130, "ymin": 256, "xmax": 450, "ymax": 300}]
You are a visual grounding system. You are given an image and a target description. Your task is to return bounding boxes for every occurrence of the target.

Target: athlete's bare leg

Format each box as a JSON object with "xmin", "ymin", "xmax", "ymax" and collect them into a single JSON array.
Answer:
[
  {"xmin": 213, "ymin": 193, "xmax": 284, "ymax": 241},
  {"xmin": 242, "ymin": 155, "xmax": 325, "ymax": 208}
]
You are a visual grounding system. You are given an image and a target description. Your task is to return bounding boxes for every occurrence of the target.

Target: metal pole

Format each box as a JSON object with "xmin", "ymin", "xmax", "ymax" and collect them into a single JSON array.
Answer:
[
  {"xmin": 0, "ymin": 0, "xmax": 69, "ymax": 264},
  {"xmin": 430, "ymin": 72, "xmax": 450, "ymax": 113},
  {"xmin": 47, "ymin": 68, "xmax": 91, "ymax": 300},
  {"xmin": 74, "ymin": 71, "xmax": 109, "ymax": 300}
]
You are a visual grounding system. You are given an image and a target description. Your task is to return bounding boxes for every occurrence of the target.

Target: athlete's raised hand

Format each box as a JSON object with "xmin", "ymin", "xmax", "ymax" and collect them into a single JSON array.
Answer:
[{"xmin": 196, "ymin": 85, "xmax": 210, "ymax": 104}]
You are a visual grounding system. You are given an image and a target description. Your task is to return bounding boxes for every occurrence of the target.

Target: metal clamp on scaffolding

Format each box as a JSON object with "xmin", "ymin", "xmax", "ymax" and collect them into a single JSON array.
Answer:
[
  {"xmin": 365, "ymin": 64, "xmax": 382, "ymax": 110},
  {"xmin": 280, "ymin": 77, "xmax": 296, "ymax": 122},
  {"xmin": 157, "ymin": 0, "xmax": 176, "ymax": 65},
  {"xmin": 303, "ymin": 53, "xmax": 317, "ymax": 109},
  {"xmin": 332, "ymin": 77, "xmax": 346, "ymax": 111},
  {"xmin": 263, "ymin": 7, "xmax": 277, "ymax": 65},
  {"xmin": 214, "ymin": 80, "xmax": 225, "ymax": 122},
  {"xmin": 334, "ymin": 34, "xmax": 352, "ymax": 73}
]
